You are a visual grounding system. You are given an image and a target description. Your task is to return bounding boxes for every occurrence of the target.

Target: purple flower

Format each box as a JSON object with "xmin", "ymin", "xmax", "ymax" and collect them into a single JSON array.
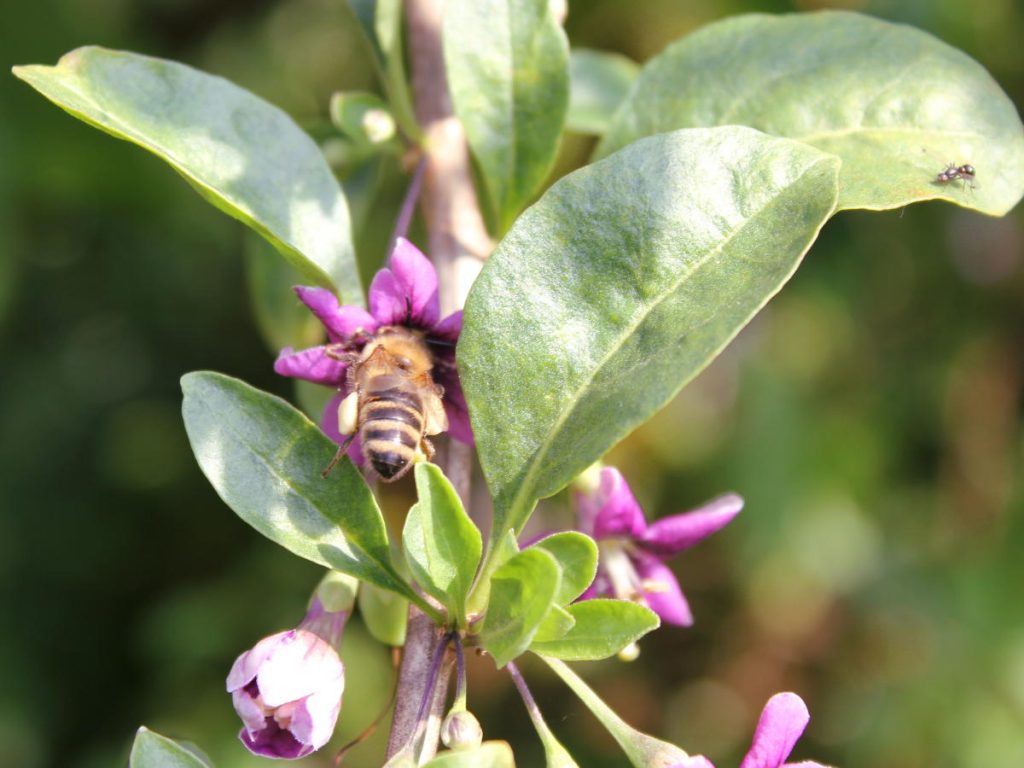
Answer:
[
  {"xmin": 575, "ymin": 467, "xmax": 742, "ymax": 626},
  {"xmin": 273, "ymin": 237, "xmax": 472, "ymax": 460},
  {"xmin": 674, "ymin": 693, "xmax": 828, "ymax": 768},
  {"xmin": 226, "ymin": 600, "xmax": 348, "ymax": 759},
  {"xmin": 738, "ymin": 693, "xmax": 828, "ymax": 768}
]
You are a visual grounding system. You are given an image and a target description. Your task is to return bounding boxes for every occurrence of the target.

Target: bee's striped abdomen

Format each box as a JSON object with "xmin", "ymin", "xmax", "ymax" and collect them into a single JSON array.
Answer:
[{"xmin": 361, "ymin": 384, "xmax": 425, "ymax": 480}]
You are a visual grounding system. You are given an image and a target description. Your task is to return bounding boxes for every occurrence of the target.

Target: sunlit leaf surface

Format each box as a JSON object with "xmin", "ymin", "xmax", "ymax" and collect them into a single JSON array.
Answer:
[
  {"xmin": 598, "ymin": 12, "xmax": 1024, "ymax": 215},
  {"xmin": 461, "ymin": 126, "xmax": 840, "ymax": 543}
]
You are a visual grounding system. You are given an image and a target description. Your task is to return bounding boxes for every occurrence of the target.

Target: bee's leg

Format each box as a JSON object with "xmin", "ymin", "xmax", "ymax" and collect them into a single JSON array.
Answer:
[
  {"xmin": 325, "ymin": 344, "xmax": 360, "ymax": 363},
  {"xmin": 417, "ymin": 437, "xmax": 436, "ymax": 462},
  {"xmin": 321, "ymin": 433, "xmax": 356, "ymax": 478}
]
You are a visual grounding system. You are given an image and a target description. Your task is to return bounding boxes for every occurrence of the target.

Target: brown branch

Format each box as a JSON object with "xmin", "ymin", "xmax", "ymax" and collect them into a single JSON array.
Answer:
[{"xmin": 384, "ymin": 0, "xmax": 492, "ymax": 760}]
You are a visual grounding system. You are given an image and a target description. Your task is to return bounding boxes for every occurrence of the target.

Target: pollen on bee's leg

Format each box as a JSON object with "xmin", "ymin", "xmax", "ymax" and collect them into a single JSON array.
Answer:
[{"xmin": 337, "ymin": 392, "xmax": 360, "ymax": 435}]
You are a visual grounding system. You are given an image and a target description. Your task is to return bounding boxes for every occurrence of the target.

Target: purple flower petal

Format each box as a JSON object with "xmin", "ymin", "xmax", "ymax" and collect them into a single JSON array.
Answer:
[
  {"xmin": 368, "ymin": 238, "xmax": 440, "ymax": 329},
  {"xmin": 294, "ymin": 286, "xmax": 378, "ymax": 342},
  {"xmin": 226, "ymin": 630, "xmax": 291, "ymax": 692},
  {"xmin": 591, "ymin": 467, "xmax": 647, "ymax": 540},
  {"xmin": 640, "ymin": 493, "xmax": 743, "ymax": 558},
  {"xmin": 274, "ymin": 346, "xmax": 349, "ymax": 387},
  {"xmin": 320, "ymin": 392, "xmax": 365, "ymax": 466},
  {"xmin": 255, "ymin": 630, "xmax": 343, "ymax": 707},
  {"xmin": 231, "ymin": 687, "xmax": 269, "ymax": 733},
  {"xmin": 634, "ymin": 554, "xmax": 693, "ymax": 626},
  {"xmin": 287, "ymin": 679, "xmax": 344, "ymax": 751},
  {"xmin": 239, "ymin": 723, "xmax": 312, "ymax": 759},
  {"xmin": 439, "ymin": 370, "xmax": 474, "ymax": 445},
  {"xmin": 430, "ymin": 309, "xmax": 463, "ymax": 343},
  {"xmin": 739, "ymin": 693, "xmax": 811, "ymax": 768}
]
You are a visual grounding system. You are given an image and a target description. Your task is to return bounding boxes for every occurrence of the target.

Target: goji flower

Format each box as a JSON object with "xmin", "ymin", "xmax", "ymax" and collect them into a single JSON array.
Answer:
[
  {"xmin": 576, "ymin": 466, "xmax": 742, "ymax": 626},
  {"xmin": 274, "ymin": 237, "xmax": 472, "ymax": 462},
  {"xmin": 226, "ymin": 598, "xmax": 348, "ymax": 759}
]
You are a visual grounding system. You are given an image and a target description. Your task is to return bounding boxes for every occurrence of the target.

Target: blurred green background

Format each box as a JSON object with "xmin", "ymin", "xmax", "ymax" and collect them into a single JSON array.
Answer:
[{"xmin": 1, "ymin": 1, "xmax": 1022, "ymax": 766}]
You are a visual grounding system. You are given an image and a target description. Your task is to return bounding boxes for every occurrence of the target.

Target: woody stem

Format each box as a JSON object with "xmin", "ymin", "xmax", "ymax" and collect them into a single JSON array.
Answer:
[{"xmin": 384, "ymin": 0, "xmax": 492, "ymax": 760}]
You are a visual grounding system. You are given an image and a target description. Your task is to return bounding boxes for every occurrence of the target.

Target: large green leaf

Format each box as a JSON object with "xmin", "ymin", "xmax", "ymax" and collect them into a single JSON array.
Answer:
[
  {"xmin": 243, "ymin": 233, "xmax": 324, "ymax": 355},
  {"xmin": 129, "ymin": 728, "xmax": 211, "ymax": 768},
  {"xmin": 530, "ymin": 600, "xmax": 659, "ymax": 661},
  {"xmin": 597, "ymin": 11, "xmax": 1024, "ymax": 216},
  {"xmin": 479, "ymin": 548, "xmax": 560, "ymax": 667},
  {"xmin": 403, "ymin": 463, "xmax": 483, "ymax": 627},
  {"xmin": 180, "ymin": 372, "xmax": 430, "ymax": 614},
  {"xmin": 443, "ymin": 0, "xmax": 569, "ymax": 234},
  {"xmin": 460, "ymin": 126, "xmax": 839, "ymax": 543},
  {"xmin": 13, "ymin": 47, "xmax": 363, "ymax": 300},
  {"xmin": 566, "ymin": 48, "xmax": 638, "ymax": 136}
]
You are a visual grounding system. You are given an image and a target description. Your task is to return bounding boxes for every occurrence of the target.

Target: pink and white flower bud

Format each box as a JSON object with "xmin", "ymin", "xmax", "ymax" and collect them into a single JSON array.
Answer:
[{"xmin": 226, "ymin": 601, "xmax": 347, "ymax": 759}]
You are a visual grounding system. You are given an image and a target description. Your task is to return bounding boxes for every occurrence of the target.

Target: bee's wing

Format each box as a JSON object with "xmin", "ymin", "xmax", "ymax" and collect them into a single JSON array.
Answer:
[{"xmin": 422, "ymin": 389, "xmax": 449, "ymax": 436}]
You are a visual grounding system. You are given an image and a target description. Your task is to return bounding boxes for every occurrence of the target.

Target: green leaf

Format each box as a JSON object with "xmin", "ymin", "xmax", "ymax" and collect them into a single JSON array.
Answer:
[
  {"xmin": 180, "ymin": 372, "xmax": 431, "ymax": 615},
  {"xmin": 460, "ymin": 126, "xmax": 839, "ymax": 543},
  {"xmin": 243, "ymin": 233, "xmax": 324, "ymax": 355},
  {"xmin": 358, "ymin": 581, "xmax": 409, "ymax": 646},
  {"xmin": 567, "ymin": 48, "xmax": 638, "ymax": 135},
  {"xmin": 375, "ymin": 0, "xmax": 421, "ymax": 140},
  {"xmin": 443, "ymin": 0, "xmax": 570, "ymax": 233},
  {"xmin": 466, "ymin": 528, "xmax": 519, "ymax": 618},
  {"xmin": 530, "ymin": 532, "xmax": 598, "ymax": 605},
  {"xmin": 532, "ymin": 604, "xmax": 575, "ymax": 644},
  {"xmin": 403, "ymin": 463, "xmax": 483, "ymax": 626},
  {"xmin": 422, "ymin": 741, "xmax": 516, "ymax": 768},
  {"xmin": 539, "ymin": 658, "xmax": 693, "ymax": 768},
  {"xmin": 13, "ymin": 47, "xmax": 363, "ymax": 301},
  {"xmin": 479, "ymin": 548, "xmax": 560, "ymax": 667},
  {"xmin": 129, "ymin": 728, "xmax": 211, "ymax": 768},
  {"xmin": 530, "ymin": 600, "xmax": 659, "ymax": 660},
  {"xmin": 597, "ymin": 11, "xmax": 1024, "ymax": 216}
]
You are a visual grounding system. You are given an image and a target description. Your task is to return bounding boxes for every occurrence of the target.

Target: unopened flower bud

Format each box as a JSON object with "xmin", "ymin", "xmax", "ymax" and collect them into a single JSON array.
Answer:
[
  {"xmin": 361, "ymin": 108, "xmax": 396, "ymax": 144},
  {"xmin": 441, "ymin": 709, "xmax": 483, "ymax": 751},
  {"xmin": 226, "ymin": 599, "xmax": 349, "ymax": 759},
  {"xmin": 618, "ymin": 642, "xmax": 641, "ymax": 662}
]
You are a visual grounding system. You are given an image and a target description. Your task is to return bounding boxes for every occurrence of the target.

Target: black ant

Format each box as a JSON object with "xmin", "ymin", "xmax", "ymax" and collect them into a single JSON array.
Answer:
[{"xmin": 935, "ymin": 163, "xmax": 976, "ymax": 190}]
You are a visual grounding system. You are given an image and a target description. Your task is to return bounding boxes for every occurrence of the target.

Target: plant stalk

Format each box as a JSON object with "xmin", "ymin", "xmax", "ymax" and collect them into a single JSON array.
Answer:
[{"xmin": 384, "ymin": 0, "xmax": 492, "ymax": 760}]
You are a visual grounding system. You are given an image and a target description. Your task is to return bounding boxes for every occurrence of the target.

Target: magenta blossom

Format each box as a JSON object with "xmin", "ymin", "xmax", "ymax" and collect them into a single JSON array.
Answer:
[
  {"xmin": 678, "ymin": 693, "xmax": 829, "ymax": 768},
  {"xmin": 226, "ymin": 599, "xmax": 348, "ymax": 759},
  {"xmin": 273, "ymin": 237, "xmax": 472, "ymax": 459},
  {"xmin": 576, "ymin": 467, "xmax": 742, "ymax": 626}
]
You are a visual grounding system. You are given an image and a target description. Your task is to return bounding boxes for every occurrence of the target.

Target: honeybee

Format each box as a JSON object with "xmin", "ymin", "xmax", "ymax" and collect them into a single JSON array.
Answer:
[{"xmin": 324, "ymin": 326, "xmax": 448, "ymax": 481}]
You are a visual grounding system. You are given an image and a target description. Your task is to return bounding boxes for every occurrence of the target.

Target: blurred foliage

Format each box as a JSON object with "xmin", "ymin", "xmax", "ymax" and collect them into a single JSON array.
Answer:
[{"xmin": 1, "ymin": 1, "xmax": 1021, "ymax": 767}]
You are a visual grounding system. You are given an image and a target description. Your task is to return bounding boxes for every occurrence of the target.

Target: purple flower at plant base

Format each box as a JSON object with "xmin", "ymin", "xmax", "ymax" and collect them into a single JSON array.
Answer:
[
  {"xmin": 226, "ymin": 599, "xmax": 348, "ymax": 759},
  {"xmin": 273, "ymin": 237, "xmax": 472, "ymax": 461},
  {"xmin": 676, "ymin": 693, "xmax": 829, "ymax": 768},
  {"xmin": 575, "ymin": 466, "xmax": 742, "ymax": 626},
  {"xmin": 738, "ymin": 693, "xmax": 829, "ymax": 768}
]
